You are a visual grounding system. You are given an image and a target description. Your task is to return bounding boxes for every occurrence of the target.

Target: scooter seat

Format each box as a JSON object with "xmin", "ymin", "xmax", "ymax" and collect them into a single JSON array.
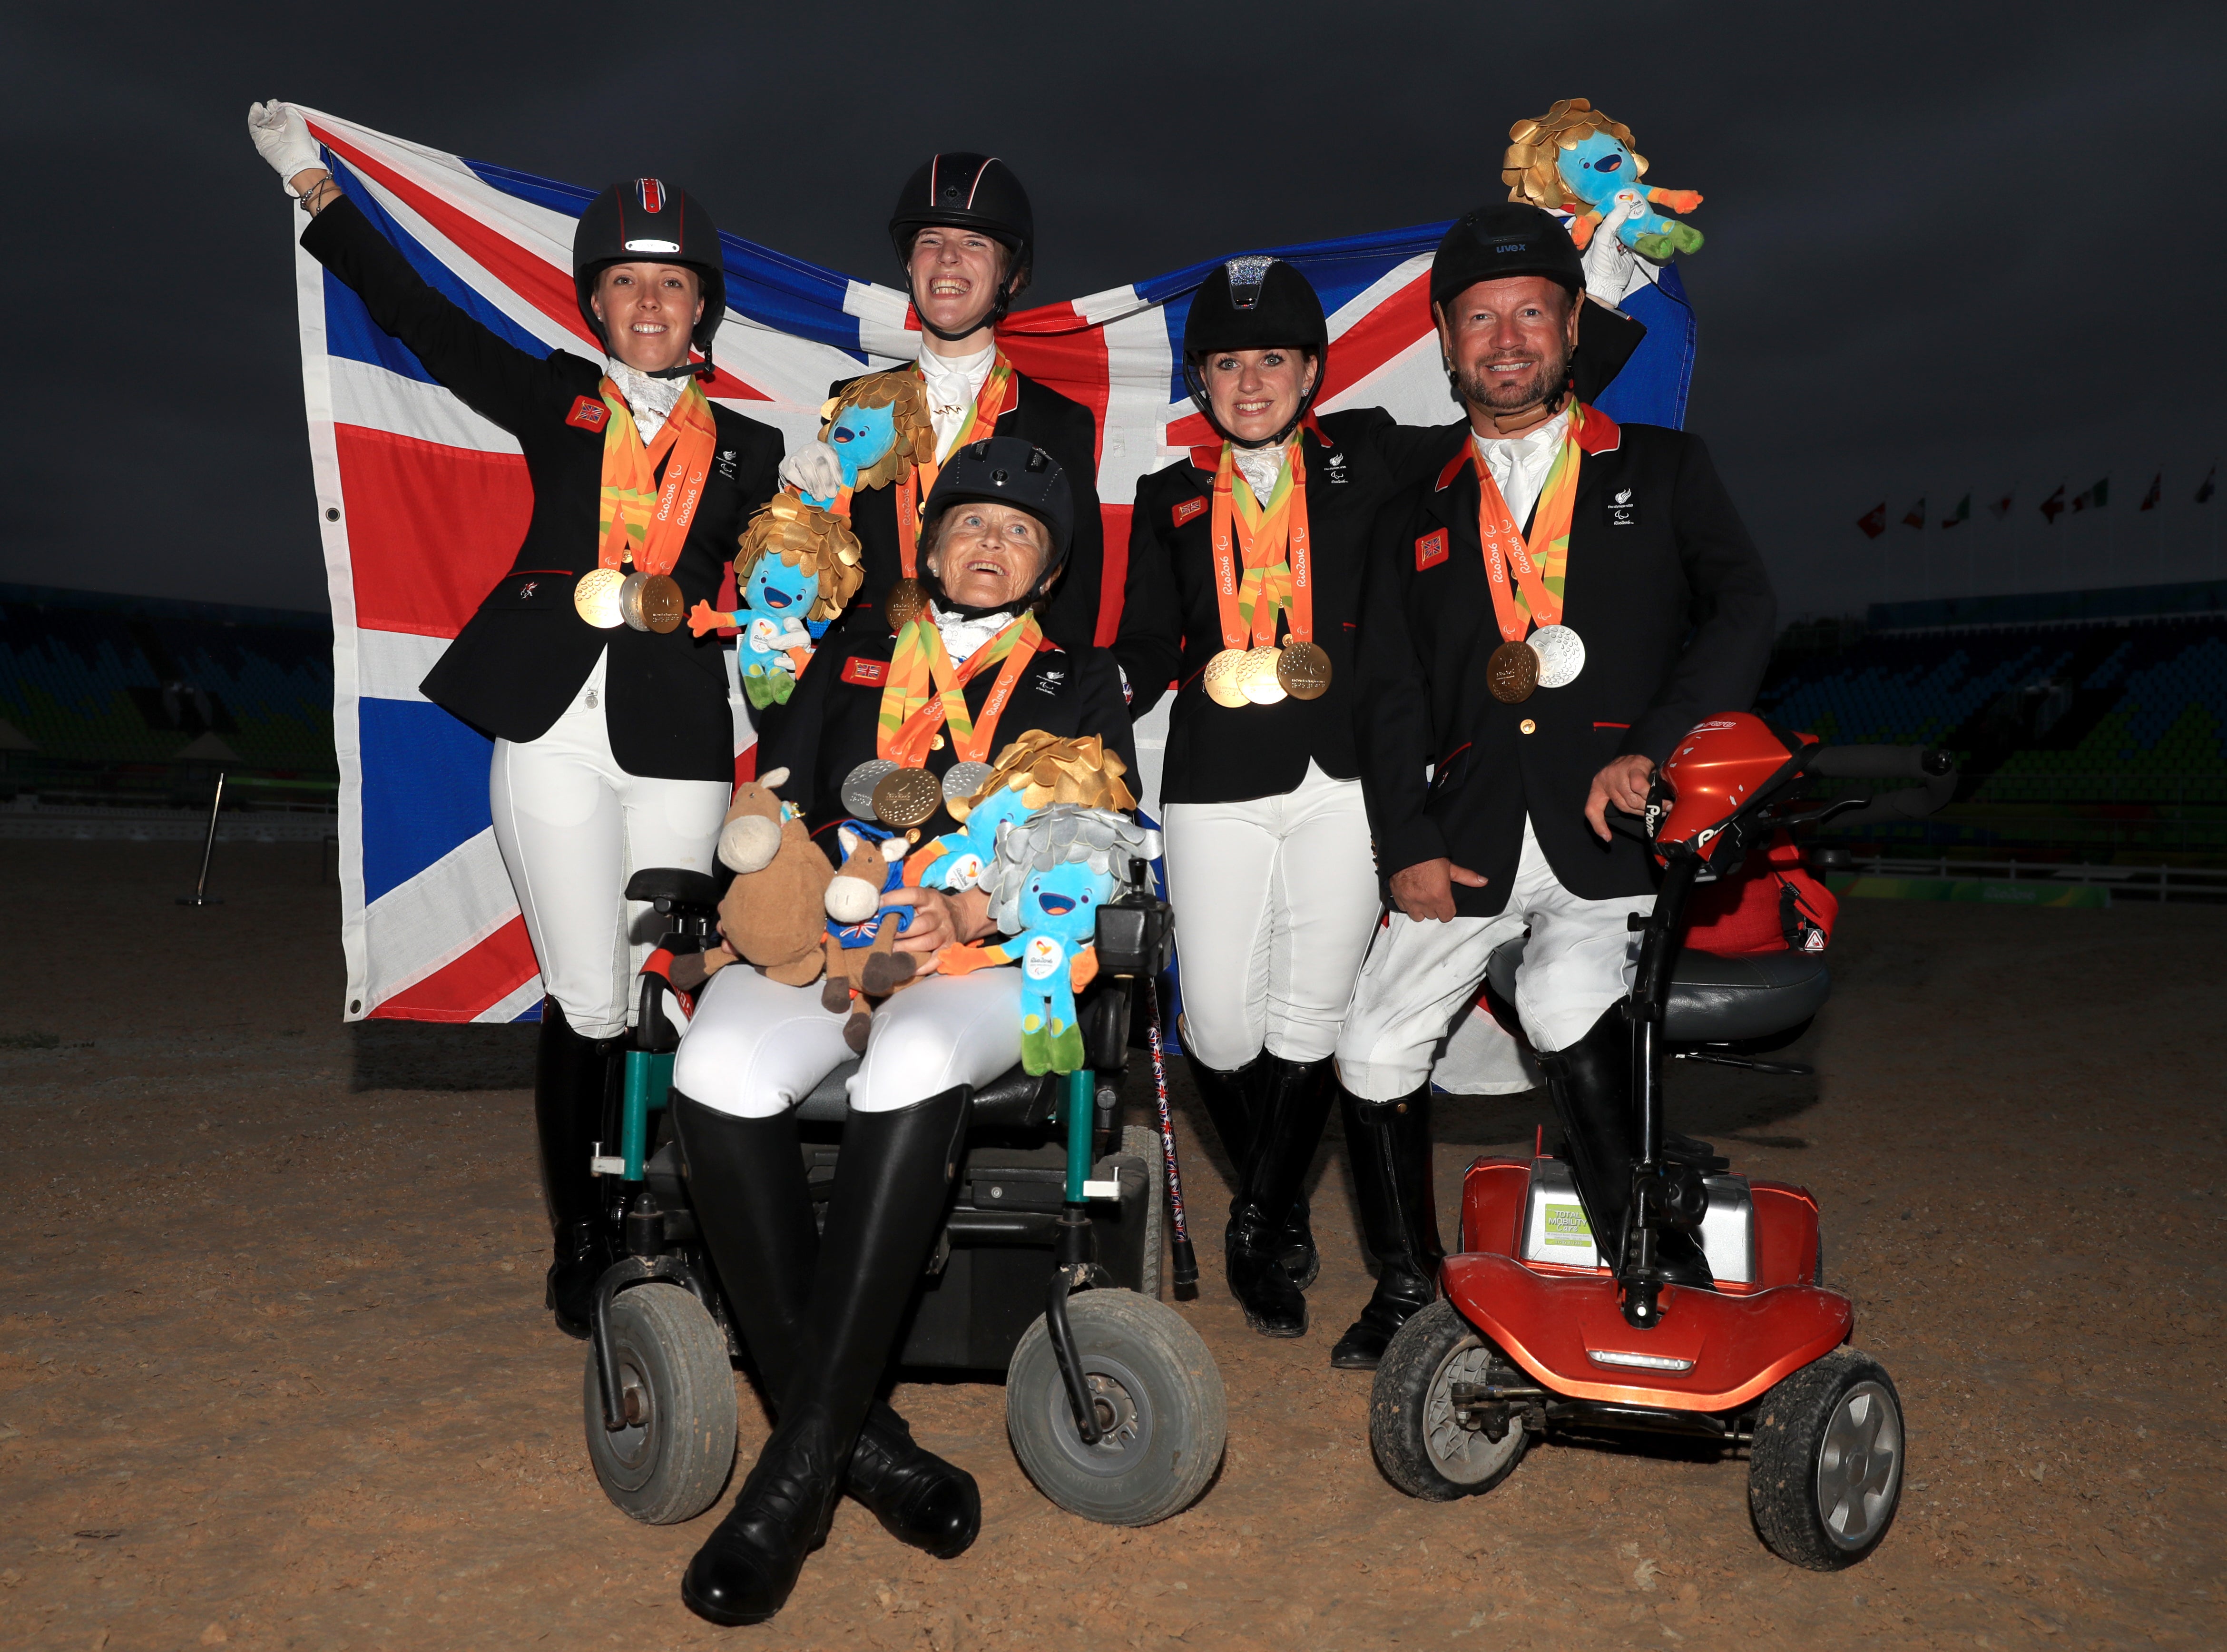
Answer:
[
  {"xmin": 795, "ymin": 1060, "xmax": 1056, "ymax": 1126},
  {"xmin": 1484, "ymin": 937, "xmax": 1830, "ymax": 1044}
]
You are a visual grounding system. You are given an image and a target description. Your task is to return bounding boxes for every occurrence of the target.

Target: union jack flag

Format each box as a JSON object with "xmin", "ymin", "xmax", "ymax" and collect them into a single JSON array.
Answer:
[{"xmin": 287, "ymin": 109, "xmax": 1696, "ymax": 1024}]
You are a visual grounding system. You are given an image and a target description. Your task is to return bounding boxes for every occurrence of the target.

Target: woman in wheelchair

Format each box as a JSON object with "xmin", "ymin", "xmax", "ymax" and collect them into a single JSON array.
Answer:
[{"xmin": 667, "ymin": 437, "xmax": 1136, "ymax": 1626}]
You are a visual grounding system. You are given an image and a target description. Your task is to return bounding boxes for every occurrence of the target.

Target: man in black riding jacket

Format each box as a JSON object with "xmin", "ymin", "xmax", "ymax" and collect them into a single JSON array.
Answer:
[{"xmin": 1335, "ymin": 203, "xmax": 1777, "ymax": 1360}]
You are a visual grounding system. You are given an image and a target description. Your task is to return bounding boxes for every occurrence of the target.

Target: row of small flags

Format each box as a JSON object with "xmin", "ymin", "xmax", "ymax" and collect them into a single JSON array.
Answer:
[{"xmin": 1856, "ymin": 466, "xmax": 2217, "ymax": 539}]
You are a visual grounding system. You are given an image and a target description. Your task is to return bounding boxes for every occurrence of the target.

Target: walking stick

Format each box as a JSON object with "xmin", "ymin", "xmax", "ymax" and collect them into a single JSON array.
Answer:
[{"xmin": 1146, "ymin": 984, "xmax": 1199, "ymax": 1296}]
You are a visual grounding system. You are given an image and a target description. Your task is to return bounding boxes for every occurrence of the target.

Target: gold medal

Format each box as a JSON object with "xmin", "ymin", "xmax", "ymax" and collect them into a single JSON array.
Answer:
[
  {"xmin": 1237, "ymin": 644, "xmax": 1287, "ymax": 706},
  {"xmin": 885, "ymin": 576, "xmax": 930, "ymax": 632},
  {"xmin": 574, "ymin": 568, "xmax": 625, "ymax": 629},
  {"xmin": 872, "ymin": 766, "xmax": 943, "ymax": 830},
  {"xmin": 1276, "ymin": 639, "xmax": 1332, "ymax": 701},
  {"xmin": 1487, "ymin": 639, "xmax": 1539, "ymax": 704},
  {"xmin": 1202, "ymin": 647, "xmax": 1251, "ymax": 709}
]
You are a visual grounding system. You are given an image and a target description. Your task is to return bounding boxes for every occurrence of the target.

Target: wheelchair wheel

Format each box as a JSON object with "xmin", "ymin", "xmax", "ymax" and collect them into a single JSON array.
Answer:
[
  {"xmin": 1748, "ymin": 1347, "xmax": 1903, "ymax": 1569},
  {"xmin": 1369, "ymin": 1301, "xmax": 1529, "ymax": 1501},
  {"xmin": 1120, "ymin": 1125, "xmax": 1166, "ymax": 1302},
  {"xmin": 581, "ymin": 1282, "xmax": 736, "ymax": 1525},
  {"xmin": 1006, "ymin": 1289, "xmax": 1224, "ymax": 1526}
]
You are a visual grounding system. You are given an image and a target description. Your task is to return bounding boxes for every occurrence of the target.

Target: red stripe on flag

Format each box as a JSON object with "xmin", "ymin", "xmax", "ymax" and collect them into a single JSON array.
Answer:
[
  {"xmin": 1096, "ymin": 502, "xmax": 1132, "ymax": 647},
  {"xmin": 1315, "ymin": 269, "xmax": 1433, "ymax": 404},
  {"xmin": 367, "ymin": 914, "xmax": 540, "ymax": 1022},
  {"xmin": 335, "ymin": 423, "xmax": 534, "ymax": 638},
  {"xmin": 308, "ymin": 122, "xmax": 768, "ymax": 403}
]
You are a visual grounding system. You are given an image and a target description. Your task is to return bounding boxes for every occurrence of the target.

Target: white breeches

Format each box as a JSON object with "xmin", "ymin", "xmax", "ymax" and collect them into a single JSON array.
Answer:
[
  {"xmin": 490, "ymin": 652, "xmax": 731, "ymax": 1039},
  {"xmin": 1334, "ymin": 816, "xmax": 1654, "ymax": 1101},
  {"xmin": 674, "ymin": 963, "xmax": 1026, "ymax": 1119},
  {"xmin": 1160, "ymin": 762, "xmax": 1380, "ymax": 1070}
]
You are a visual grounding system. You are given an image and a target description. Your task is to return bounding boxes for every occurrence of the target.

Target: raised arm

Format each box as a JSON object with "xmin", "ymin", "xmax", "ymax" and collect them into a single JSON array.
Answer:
[{"xmin": 249, "ymin": 101, "xmax": 564, "ymax": 433}]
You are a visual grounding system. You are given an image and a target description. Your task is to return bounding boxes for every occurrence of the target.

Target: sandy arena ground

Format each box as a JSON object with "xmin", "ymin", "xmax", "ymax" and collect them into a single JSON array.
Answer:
[{"xmin": 0, "ymin": 839, "xmax": 2221, "ymax": 1651}]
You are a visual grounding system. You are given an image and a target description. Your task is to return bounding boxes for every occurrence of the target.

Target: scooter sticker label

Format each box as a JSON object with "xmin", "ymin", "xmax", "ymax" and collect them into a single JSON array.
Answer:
[{"xmin": 1542, "ymin": 1203, "xmax": 1594, "ymax": 1247}]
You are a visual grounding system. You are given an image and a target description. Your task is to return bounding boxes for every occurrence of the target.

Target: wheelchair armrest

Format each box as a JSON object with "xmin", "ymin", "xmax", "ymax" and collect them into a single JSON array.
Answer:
[
  {"xmin": 1080, "ymin": 975, "xmax": 1133, "ymax": 1075},
  {"xmin": 1095, "ymin": 896, "xmax": 1173, "ymax": 978}
]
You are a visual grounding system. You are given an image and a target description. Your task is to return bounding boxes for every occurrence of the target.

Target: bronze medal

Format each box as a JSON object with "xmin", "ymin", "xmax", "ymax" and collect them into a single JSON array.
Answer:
[
  {"xmin": 636, "ymin": 573, "xmax": 685, "ymax": 634},
  {"xmin": 885, "ymin": 576, "xmax": 930, "ymax": 632},
  {"xmin": 1487, "ymin": 639, "xmax": 1540, "ymax": 703},
  {"xmin": 872, "ymin": 765, "xmax": 942, "ymax": 830},
  {"xmin": 1276, "ymin": 639, "xmax": 1332, "ymax": 701},
  {"xmin": 574, "ymin": 568, "xmax": 625, "ymax": 629},
  {"xmin": 1202, "ymin": 647, "xmax": 1251, "ymax": 709},
  {"xmin": 1237, "ymin": 644, "xmax": 1287, "ymax": 706}
]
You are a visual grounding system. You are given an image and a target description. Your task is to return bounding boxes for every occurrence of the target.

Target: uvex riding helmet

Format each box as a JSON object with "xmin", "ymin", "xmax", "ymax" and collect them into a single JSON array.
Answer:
[
  {"xmin": 573, "ymin": 178, "xmax": 726, "ymax": 372},
  {"xmin": 1428, "ymin": 200, "xmax": 1584, "ymax": 311},
  {"xmin": 919, "ymin": 437, "xmax": 1074, "ymax": 607},
  {"xmin": 888, "ymin": 154, "xmax": 1034, "ymax": 341},
  {"xmin": 1181, "ymin": 256, "xmax": 1330, "ymax": 446}
]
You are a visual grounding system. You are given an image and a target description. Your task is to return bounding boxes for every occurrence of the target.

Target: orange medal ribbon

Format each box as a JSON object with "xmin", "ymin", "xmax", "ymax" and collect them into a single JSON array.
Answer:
[
  {"xmin": 877, "ymin": 611, "xmax": 1044, "ymax": 768},
  {"xmin": 595, "ymin": 378, "xmax": 717, "ymax": 575},
  {"xmin": 1468, "ymin": 404, "xmax": 1586, "ymax": 645},
  {"xmin": 1206, "ymin": 439, "xmax": 1312, "ymax": 649},
  {"xmin": 894, "ymin": 353, "xmax": 1016, "ymax": 579}
]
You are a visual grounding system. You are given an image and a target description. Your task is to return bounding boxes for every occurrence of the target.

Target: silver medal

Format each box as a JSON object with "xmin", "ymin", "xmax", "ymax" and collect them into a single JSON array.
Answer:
[
  {"xmin": 1527, "ymin": 624, "xmax": 1586, "ymax": 689},
  {"xmin": 942, "ymin": 761, "xmax": 995, "ymax": 804},
  {"xmin": 841, "ymin": 758, "xmax": 897, "ymax": 820}
]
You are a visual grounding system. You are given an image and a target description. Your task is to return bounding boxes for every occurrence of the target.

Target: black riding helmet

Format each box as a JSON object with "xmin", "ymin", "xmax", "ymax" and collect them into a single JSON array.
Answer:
[
  {"xmin": 1429, "ymin": 200, "xmax": 1583, "ymax": 311},
  {"xmin": 888, "ymin": 154, "xmax": 1034, "ymax": 342},
  {"xmin": 918, "ymin": 436, "xmax": 1073, "ymax": 615},
  {"xmin": 1182, "ymin": 256, "xmax": 1329, "ymax": 447},
  {"xmin": 573, "ymin": 179, "xmax": 726, "ymax": 374}
]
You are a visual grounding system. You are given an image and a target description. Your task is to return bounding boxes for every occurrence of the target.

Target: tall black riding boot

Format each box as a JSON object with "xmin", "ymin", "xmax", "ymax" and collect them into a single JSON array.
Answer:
[
  {"xmin": 1329, "ymin": 1084, "xmax": 1445, "ymax": 1370},
  {"xmin": 670, "ymin": 1095, "xmax": 980, "ymax": 1563},
  {"xmin": 1184, "ymin": 1045, "xmax": 1318, "ymax": 1287},
  {"xmin": 1535, "ymin": 1005, "xmax": 1713, "ymax": 1288},
  {"xmin": 536, "ymin": 998, "xmax": 623, "ymax": 1338},
  {"xmin": 681, "ymin": 1086, "xmax": 970, "ymax": 1628},
  {"xmin": 1225, "ymin": 1054, "xmax": 1338, "ymax": 1337}
]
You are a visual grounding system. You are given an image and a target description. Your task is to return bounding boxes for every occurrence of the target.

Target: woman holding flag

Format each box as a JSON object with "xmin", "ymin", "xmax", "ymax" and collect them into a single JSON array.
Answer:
[
  {"xmin": 245, "ymin": 104, "xmax": 784, "ymax": 1340},
  {"xmin": 667, "ymin": 437, "xmax": 1133, "ymax": 1623},
  {"xmin": 780, "ymin": 154, "xmax": 1106, "ymax": 650}
]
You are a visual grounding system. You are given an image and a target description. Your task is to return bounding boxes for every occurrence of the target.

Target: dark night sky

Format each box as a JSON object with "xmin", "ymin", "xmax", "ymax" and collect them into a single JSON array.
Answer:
[{"xmin": 4, "ymin": 3, "xmax": 2223, "ymax": 620}]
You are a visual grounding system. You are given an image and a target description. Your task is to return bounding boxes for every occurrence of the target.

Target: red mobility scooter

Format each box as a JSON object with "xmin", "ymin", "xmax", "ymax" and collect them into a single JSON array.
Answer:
[{"xmin": 1369, "ymin": 715, "xmax": 1954, "ymax": 1569}]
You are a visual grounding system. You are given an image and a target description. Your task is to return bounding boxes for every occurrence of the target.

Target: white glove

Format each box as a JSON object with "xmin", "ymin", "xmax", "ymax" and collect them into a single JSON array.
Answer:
[
  {"xmin": 777, "ymin": 441, "xmax": 844, "ymax": 502},
  {"xmin": 1581, "ymin": 194, "xmax": 1644, "ymax": 305},
  {"xmin": 248, "ymin": 100, "xmax": 324, "ymax": 191}
]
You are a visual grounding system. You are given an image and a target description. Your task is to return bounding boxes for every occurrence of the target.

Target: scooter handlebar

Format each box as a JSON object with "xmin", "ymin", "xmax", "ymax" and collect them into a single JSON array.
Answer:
[{"xmin": 1805, "ymin": 744, "xmax": 1955, "ymax": 780}]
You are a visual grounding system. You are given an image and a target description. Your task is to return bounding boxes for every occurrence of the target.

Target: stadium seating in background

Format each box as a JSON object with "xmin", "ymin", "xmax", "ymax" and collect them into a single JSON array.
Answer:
[
  {"xmin": 0, "ymin": 584, "xmax": 334, "ymax": 786},
  {"xmin": 1756, "ymin": 580, "xmax": 2227, "ymax": 854}
]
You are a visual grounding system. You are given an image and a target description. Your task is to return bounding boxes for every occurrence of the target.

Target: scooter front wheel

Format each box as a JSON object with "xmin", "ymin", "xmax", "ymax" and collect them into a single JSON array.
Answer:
[
  {"xmin": 1370, "ymin": 1301, "xmax": 1529, "ymax": 1501},
  {"xmin": 1748, "ymin": 1346, "xmax": 1903, "ymax": 1568},
  {"xmin": 1006, "ymin": 1289, "xmax": 1225, "ymax": 1526}
]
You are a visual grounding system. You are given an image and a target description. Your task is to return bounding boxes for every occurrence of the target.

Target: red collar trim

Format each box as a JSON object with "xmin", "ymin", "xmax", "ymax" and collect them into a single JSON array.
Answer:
[
  {"xmin": 1433, "ymin": 403, "xmax": 1619, "ymax": 491},
  {"xmin": 1187, "ymin": 414, "xmax": 1330, "ymax": 475}
]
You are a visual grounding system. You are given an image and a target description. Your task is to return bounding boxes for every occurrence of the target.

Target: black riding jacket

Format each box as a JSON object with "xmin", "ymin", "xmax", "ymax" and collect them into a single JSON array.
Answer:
[
  {"xmin": 1353, "ymin": 413, "xmax": 1777, "ymax": 914},
  {"xmin": 302, "ymin": 195, "xmax": 783, "ymax": 782}
]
